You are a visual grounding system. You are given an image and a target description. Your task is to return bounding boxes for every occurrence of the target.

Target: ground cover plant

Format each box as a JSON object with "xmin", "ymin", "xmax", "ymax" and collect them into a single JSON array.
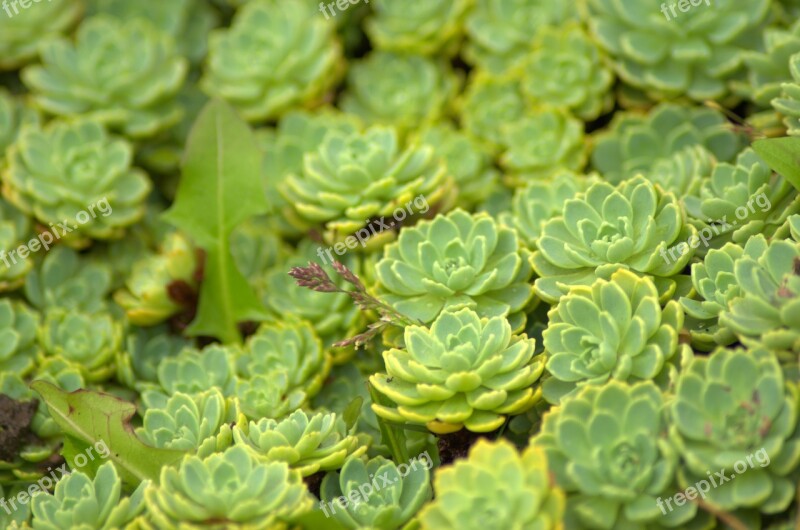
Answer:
[{"xmin": 1, "ymin": 0, "xmax": 800, "ymax": 528}]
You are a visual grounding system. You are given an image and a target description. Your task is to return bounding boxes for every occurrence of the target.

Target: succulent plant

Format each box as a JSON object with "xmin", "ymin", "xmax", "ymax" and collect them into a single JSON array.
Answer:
[
  {"xmin": 24, "ymin": 247, "xmax": 111, "ymax": 314},
  {"xmin": 418, "ymin": 439, "xmax": 564, "ymax": 529},
  {"xmin": 30, "ymin": 462, "xmax": 147, "ymax": 530},
  {"xmin": 0, "ymin": 0, "xmax": 82, "ymax": 71},
  {"xmin": 458, "ymin": 73, "xmax": 528, "ymax": 152},
  {"xmin": 0, "ymin": 89, "xmax": 39, "ymax": 163},
  {"xmin": 464, "ymin": 0, "xmax": 574, "ymax": 73},
  {"xmin": 2, "ymin": 120, "xmax": 151, "ymax": 246},
  {"xmin": 520, "ymin": 23, "xmax": 614, "ymax": 120},
  {"xmin": 39, "ymin": 308, "xmax": 123, "ymax": 383},
  {"xmin": 233, "ymin": 410, "xmax": 366, "ymax": 476},
  {"xmin": 22, "ymin": 16, "xmax": 187, "ymax": 138},
  {"xmin": 500, "ymin": 171, "xmax": 595, "ymax": 250},
  {"xmin": 340, "ymin": 52, "xmax": 459, "ymax": 133},
  {"xmin": 583, "ymin": 0, "xmax": 771, "ymax": 101},
  {"xmin": 115, "ymin": 324, "xmax": 190, "ymax": 390},
  {"xmin": 370, "ymin": 307, "xmax": 545, "ymax": 433},
  {"xmin": 365, "ymin": 0, "xmax": 471, "ymax": 56},
  {"xmin": 531, "ymin": 175, "xmax": 697, "ymax": 304},
  {"xmin": 376, "ymin": 208, "xmax": 533, "ymax": 331},
  {"xmin": 201, "ymin": 0, "xmax": 343, "ymax": 122},
  {"xmin": 142, "ymin": 344, "xmax": 237, "ymax": 402},
  {"xmin": 668, "ymin": 347, "xmax": 800, "ymax": 515},
  {"xmin": 0, "ymin": 483, "xmax": 31, "ymax": 528},
  {"xmin": 0, "ymin": 199, "xmax": 34, "ymax": 292},
  {"xmin": 234, "ymin": 319, "xmax": 332, "ymax": 420},
  {"xmin": 645, "ymin": 145, "xmax": 716, "ymax": 200},
  {"xmin": 773, "ymin": 52, "xmax": 800, "ymax": 136},
  {"xmin": 541, "ymin": 269, "xmax": 683, "ymax": 404},
  {"xmin": 114, "ymin": 231, "xmax": 199, "ymax": 326},
  {"xmin": 0, "ymin": 299, "xmax": 40, "ymax": 377},
  {"xmin": 498, "ymin": 108, "xmax": 587, "ymax": 186},
  {"xmin": 144, "ymin": 445, "xmax": 312, "ymax": 529},
  {"xmin": 533, "ymin": 381, "xmax": 700, "ymax": 529},
  {"xmin": 230, "ymin": 217, "xmax": 288, "ymax": 289},
  {"xmin": 719, "ymin": 235, "xmax": 800, "ymax": 352},
  {"xmin": 590, "ymin": 103, "xmax": 743, "ymax": 184},
  {"xmin": 320, "ymin": 454, "xmax": 433, "ymax": 529},
  {"xmin": 733, "ymin": 22, "xmax": 800, "ymax": 107},
  {"xmin": 137, "ymin": 389, "xmax": 231, "ymax": 451},
  {"xmin": 280, "ymin": 125, "xmax": 451, "ymax": 248}
]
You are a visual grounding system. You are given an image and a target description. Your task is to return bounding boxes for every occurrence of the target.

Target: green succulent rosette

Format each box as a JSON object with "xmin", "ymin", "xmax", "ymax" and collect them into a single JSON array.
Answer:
[
  {"xmin": 542, "ymin": 269, "xmax": 683, "ymax": 404},
  {"xmin": 143, "ymin": 344, "xmax": 237, "ymax": 400},
  {"xmin": 499, "ymin": 108, "xmax": 587, "ymax": 186},
  {"xmin": 734, "ymin": 22, "xmax": 800, "ymax": 108},
  {"xmin": 773, "ymin": 52, "xmax": 800, "ymax": 136},
  {"xmin": 532, "ymin": 176, "xmax": 697, "ymax": 304},
  {"xmin": 520, "ymin": 22, "xmax": 614, "ymax": 120},
  {"xmin": 591, "ymin": 103, "xmax": 743, "ymax": 184},
  {"xmin": 458, "ymin": 73, "xmax": 528, "ymax": 152},
  {"xmin": 22, "ymin": 16, "xmax": 187, "ymax": 138},
  {"xmin": 39, "ymin": 309, "xmax": 122, "ymax": 383},
  {"xmin": 719, "ymin": 235, "xmax": 800, "ymax": 352},
  {"xmin": 0, "ymin": 0, "xmax": 82, "ymax": 71},
  {"xmin": 582, "ymin": 0, "xmax": 770, "ymax": 101},
  {"xmin": 230, "ymin": 217, "xmax": 288, "ymax": 290},
  {"xmin": 464, "ymin": 0, "xmax": 573, "ymax": 74},
  {"xmin": 280, "ymin": 125, "xmax": 451, "ymax": 249},
  {"xmin": 365, "ymin": 0, "xmax": 471, "ymax": 56},
  {"xmin": 341, "ymin": 52, "xmax": 459, "ymax": 133},
  {"xmin": 2, "ymin": 120, "xmax": 151, "ymax": 247},
  {"xmin": 114, "ymin": 231, "xmax": 199, "ymax": 326},
  {"xmin": 320, "ymin": 454, "xmax": 433, "ymax": 530},
  {"xmin": 0, "ymin": 89, "xmax": 40, "ymax": 164},
  {"xmin": 418, "ymin": 439, "xmax": 564, "ymax": 529},
  {"xmin": 201, "ymin": 0, "xmax": 343, "ymax": 122},
  {"xmin": 668, "ymin": 347, "xmax": 800, "ymax": 515},
  {"xmin": 0, "ymin": 483, "xmax": 30, "ymax": 529},
  {"xmin": 233, "ymin": 410, "xmax": 366, "ymax": 477},
  {"xmin": 645, "ymin": 145, "xmax": 716, "ymax": 200},
  {"xmin": 0, "ymin": 199, "xmax": 34, "ymax": 292},
  {"xmin": 370, "ymin": 307, "xmax": 545, "ymax": 434},
  {"xmin": 684, "ymin": 148, "xmax": 800, "ymax": 247},
  {"xmin": 144, "ymin": 445, "xmax": 312, "ymax": 530},
  {"xmin": 115, "ymin": 324, "xmax": 190, "ymax": 390},
  {"xmin": 234, "ymin": 320, "xmax": 332, "ymax": 420},
  {"xmin": 0, "ymin": 299, "xmax": 40, "ymax": 377},
  {"xmin": 533, "ymin": 381, "xmax": 702, "ymax": 529},
  {"xmin": 30, "ymin": 462, "xmax": 146, "ymax": 530}
]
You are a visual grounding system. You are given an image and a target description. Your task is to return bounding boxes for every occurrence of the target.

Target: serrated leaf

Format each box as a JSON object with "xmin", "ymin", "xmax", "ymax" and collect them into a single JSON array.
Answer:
[
  {"xmin": 31, "ymin": 381, "xmax": 186, "ymax": 487},
  {"xmin": 751, "ymin": 137, "xmax": 800, "ymax": 191}
]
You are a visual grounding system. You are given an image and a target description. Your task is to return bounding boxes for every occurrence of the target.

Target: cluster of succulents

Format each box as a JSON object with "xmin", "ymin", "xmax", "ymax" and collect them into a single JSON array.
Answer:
[{"xmin": 0, "ymin": 1, "xmax": 799, "ymax": 529}]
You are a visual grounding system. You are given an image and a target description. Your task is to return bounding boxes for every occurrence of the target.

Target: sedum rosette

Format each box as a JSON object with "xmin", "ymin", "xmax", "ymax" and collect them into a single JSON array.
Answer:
[
  {"xmin": 201, "ymin": 0, "xmax": 343, "ymax": 122},
  {"xmin": 532, "ymin": 176, "xmax": 697, "ymax": 304},
  {"xmin": 0, "ymin": 199, "xmax": 34, "ymax": 292},
  {"xmin": 233, "ymin": 410, "xmax": 366, "ymax": 476},
  {"xmin": 0, "ymin": 89, "xmax": 39, "ymax": 163},
  {"xmin": 0, "ymin": 0, "xmax": 82, "ymax": 71},
  {"xmin": 541, "ymin": 269, "xmax": 683, "ymax": 404},
  {"xmin": 418, "ymin": 439, "xmax": 564, "ymax": 529},
  {"xmin": 148, "ymin": 345, "xmax": 237, "ymax": 398},
  {"xmin": 773, "ymin": 51, "xmax": 800, "ymax": 135},
  {"xmin": 735, "ymin": 22, "xmax": 800, "ymax": 108},
  {"xmin": 370, "ymin": 308, "xmax": 545, "ymax": 434},
  {"xmin": 458, "ymin": 73, "xmax": 528, "ymax": 153},
  {"xmin": 375, "ymin": 209, "xmax": 534, "ymax": 332},
  {"xmin": 0, "ymin": 299, "xmax": 40, "ymax": 377},
  {"xmin": 22, "ymin": 16, "xmax": 187, "ymax": 138},
  {"xmin": 2, "ymin": 120, "xmax": 151, "ymax": 246},
  {"xmin": 645, "ymin": 145, "xmax": 716, "ymax": 200},
  {"xmin": 116, "ymin": 324, "xmax": 190, "ymax": 390}
]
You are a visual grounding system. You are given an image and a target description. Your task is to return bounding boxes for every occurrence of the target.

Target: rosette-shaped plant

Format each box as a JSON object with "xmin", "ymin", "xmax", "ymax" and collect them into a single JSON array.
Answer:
[
  {"xmin": 201, "ymin": 0, "xmax": 343, "ymax": 122},
  {"xmin": 370, "ymin": 308, "xmax": 545, "ymax": 433},
  {"xmin": 591, "ymin": 103, "xmax": 743, "ymax": 184},
  {"xmin": 116, "ymin": 324, "xmax": 189, "ymax": 390},
  {"xmin": 233, "ymin": 410, "xmax": 366, "ymax": 476},
  {"xmin": 719, "ymin": 236, "xmax": 800, "ymax": 351},
  {"xmin": 39, "ymin": 309, "xmax": 123, "ymax": 383},
  {"xmin": 735, "ymin": 23, "xmax": 800, "ymax": 107},
  {"xmin": 137, "ymin": 389, "xmax": 231, "ymax": 451},
  {"xmin": 668, "ymin": 348, "xmax": 800, "ymax": 515},
  {"xmin": 2, "ymin": 120, "xmax": 151, "ymax": 246},
  {"xmin": 533, "ymin": 381, "xmax": 699, "ymax": 529},
  {"xmin": 0, "ymin": 299, "xmax": 39, "ymax": 377},
  {"xmin": 532, "ymin": 176, "xmax": 697, "ymax": 304},
  {"xmin": 645, "ymin": 145, "xmax": 716, "ymax": 200},
  {"xmin": 0, "ymin": 89, "xmax": 39, "ymax": 163},
  {"xmin": 145, "ymin": 446, "xmax": 311, "ymax": 530},
  {"xmin": 684, "ymin": 149, "xmax": 800, "ymax": 246},
  {"xmin": 30, "ymin": 462, "xmax": 146, "ymax": 530},
  {"xmin": 24, "ymin": 247, "xmax": 111, "ymax": 314},
  {"xmin": 341, "ymin": 52, "xmax": 459, "ymax": 133},
  {"xmin": 419, "ymin": 439, "xmax": 564, "ymax": 529},
  {"xmin": 114, "ymin": 231, "xmax": 199, "ymax": 326},
  {"xmin": 0, "ymin": 0, "xmax": 82, "ymax": 70},
  {"xmin": 520, "ymin": 23, "xmax": 614, "ymax": 120},
  {"xmin": 365, "ymin": 0, "xmax": 471, "ymax": 56},
  {"xmin": 280, "ymin": 126, "xmax": 451, "ymax": 248},
  {"xmin": 499, "ymin": 108, "xmax": 587, "ymax": 185},
  {"xmin": 375, "ymin": 209, "xmax": 534, "ymax": 331},
  {"xmin": 0, "ymin": 199, "xmax": 34, "ymax": 291},
  {"xmin": 583, "ymin": 0, "xmax": 770, "ymax": 100},
  {"xmin": 235, "ymin": 320, "xmax": 331, "ymax": 420},
  {"xmin": 150, "ymin": 345, "xmax": 237, "ymax": 398},
  {"xmin": 22, "ymin": 16, "xmax": 187, "ymax": 138},
  {"xmin": 458, "ymin": 73, "xmax": 527, "ymax": 152},
  {"xmin": 464, "ymin": 0, "xmax": 573, "ymax": 73},
  {"xmin": 542, "ymin": 270, "xmax": 683, "ymax": 404},
  {"xmin": 501, "ymin": 171, "xmax": 595, "ymax": 249},
  {"xmin": 773, "ymin": 52, "xmax": 800, "ymax": 135},
  {"xmin": 321, "ymin": 454, "xmax": 433, "ymax": 530}
]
